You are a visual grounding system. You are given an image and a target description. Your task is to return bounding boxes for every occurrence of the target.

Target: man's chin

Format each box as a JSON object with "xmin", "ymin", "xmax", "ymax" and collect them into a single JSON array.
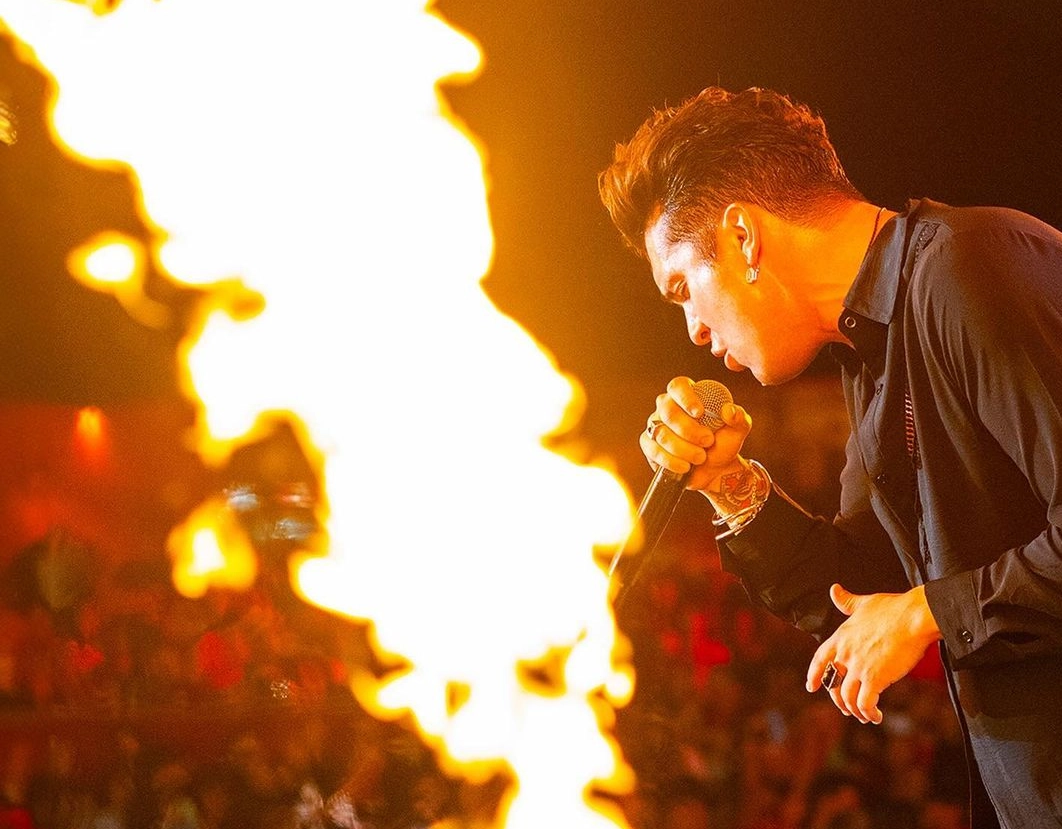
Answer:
[
  {"xmin": 752, "ymin": 363, "xmax": 808, "ymax": 387},
  {"xmin": 726, "ymin": 351, "xmax": 809, "ymax": 385}
]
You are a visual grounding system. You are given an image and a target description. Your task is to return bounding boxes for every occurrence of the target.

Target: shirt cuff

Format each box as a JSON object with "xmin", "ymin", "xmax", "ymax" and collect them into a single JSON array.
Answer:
[
  {"xmin": 720, "ymin": 487, "xmax": 815, "ymax": 581},
  {"xmin": 923, "ymin": 569, "xmax": 986, "ymax": 663}
]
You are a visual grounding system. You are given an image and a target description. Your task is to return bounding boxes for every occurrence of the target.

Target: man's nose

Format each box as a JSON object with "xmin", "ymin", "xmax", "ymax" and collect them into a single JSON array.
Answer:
[{"xmin": 685, "ymin": 307, "xmax": 710, "ymax": 346}]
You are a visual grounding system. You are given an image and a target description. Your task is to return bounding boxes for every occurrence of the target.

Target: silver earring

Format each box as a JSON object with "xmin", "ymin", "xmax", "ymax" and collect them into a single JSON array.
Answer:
[{"xmin": 745, "ymin": 265, "xmax": 759, "ymax": 284}]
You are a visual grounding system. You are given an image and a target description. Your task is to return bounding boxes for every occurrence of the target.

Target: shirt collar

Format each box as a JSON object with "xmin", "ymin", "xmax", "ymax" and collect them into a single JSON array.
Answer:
[
  {"xmin": 844, "ymin": 207, "xmax": 912, "ymax": 324},
  {"xmin": 834, "ymin": 203, "xmax": 919, "ymax": 370}
]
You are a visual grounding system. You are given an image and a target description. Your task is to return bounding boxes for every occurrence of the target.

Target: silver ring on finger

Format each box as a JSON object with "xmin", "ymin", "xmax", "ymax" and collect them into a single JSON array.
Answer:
[
  {"xmin": 646, "ymin": 417, "xmax": 663, "ymax": 440},
  {"xmin": 821, "ymin": 661, "xmax": 844, "ymax": 691}
]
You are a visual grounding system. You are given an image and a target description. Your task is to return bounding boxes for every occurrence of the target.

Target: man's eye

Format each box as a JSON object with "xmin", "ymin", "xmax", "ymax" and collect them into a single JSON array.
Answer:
[{"xmin": 661, "ymin": 280, "xmax": 689, "ymax": 306}]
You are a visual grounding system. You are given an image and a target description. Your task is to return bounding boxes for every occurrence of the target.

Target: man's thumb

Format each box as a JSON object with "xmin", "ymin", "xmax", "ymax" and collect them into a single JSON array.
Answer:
[{"xmin": 830, "ymin": 583, "xmax": 856, "ymax": 616}]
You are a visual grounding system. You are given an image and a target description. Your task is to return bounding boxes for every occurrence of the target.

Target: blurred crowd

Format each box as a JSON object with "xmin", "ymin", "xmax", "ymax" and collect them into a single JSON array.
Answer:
[
  {"xmin": 0, "ymin": 527, "xmax": 970, "ymax": 829},
  {"xmin": 0, "ymin": 543, "xmax": 496, "ymax": 829},
  {"xmin": 614, "ymin": 557, "xmax": 970, "ymax": 829}
]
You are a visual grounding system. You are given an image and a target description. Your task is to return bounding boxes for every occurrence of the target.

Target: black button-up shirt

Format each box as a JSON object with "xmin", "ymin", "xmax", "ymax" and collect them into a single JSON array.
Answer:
[{"xmin": 719, "ymin": 199, "xmax": 1062, "ymax": 828}]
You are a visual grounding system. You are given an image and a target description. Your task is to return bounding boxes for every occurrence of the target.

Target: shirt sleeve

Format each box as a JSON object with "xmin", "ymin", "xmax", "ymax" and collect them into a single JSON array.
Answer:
[
  {"xmin": 720, "ymin": 453, "xmax": 910, "ymax": 641},
  {"xmin": 915, "ymin": 217, "xmax": 1062, "ymax": 669}
]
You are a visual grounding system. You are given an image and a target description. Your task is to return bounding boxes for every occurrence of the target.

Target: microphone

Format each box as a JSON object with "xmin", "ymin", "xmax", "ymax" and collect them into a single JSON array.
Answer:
[{"xmin": 608, "ymin": 379, "xmax": 733, "ymax": 607}]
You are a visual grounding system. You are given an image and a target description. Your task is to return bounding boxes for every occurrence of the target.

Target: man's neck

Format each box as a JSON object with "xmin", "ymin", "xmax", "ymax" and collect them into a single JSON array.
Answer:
[{"xmin": 784, "ymin": 200, "xmax": 894, "ymax": 343}]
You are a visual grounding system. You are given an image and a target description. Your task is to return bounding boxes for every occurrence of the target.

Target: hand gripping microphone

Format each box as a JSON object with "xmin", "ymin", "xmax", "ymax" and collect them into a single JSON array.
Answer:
[{"xmin": 608, "ymin": 379, "xmax": 733, "ymax": 608}]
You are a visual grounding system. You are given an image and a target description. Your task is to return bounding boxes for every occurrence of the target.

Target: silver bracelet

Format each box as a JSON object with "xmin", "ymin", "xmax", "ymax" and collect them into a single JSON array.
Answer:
[{"xmin": 713, "ymin": 459, "xmax": 772, "ymax": 541}]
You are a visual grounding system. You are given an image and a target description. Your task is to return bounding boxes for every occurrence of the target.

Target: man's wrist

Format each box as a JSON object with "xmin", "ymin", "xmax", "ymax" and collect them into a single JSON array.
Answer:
[
  {"xmin": 705, "ymin": 458, "xmax": 772, "ymax": 539},
  {"xmin": 908, "ymin": 584, "xmax": 943, "ymax": 644}
]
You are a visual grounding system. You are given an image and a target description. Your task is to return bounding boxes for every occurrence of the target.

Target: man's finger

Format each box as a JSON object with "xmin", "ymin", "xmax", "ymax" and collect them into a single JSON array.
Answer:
[
  {"xmin": 857, "ymin": 684, "xmax": 883, "ymax": 726},
  {"xmin": 830, "ymin": 582, "xmax": 858, "ymax": 616},
  {"xmin": 806, "ymin": 646, "xmax": 835, "ymax": 692}
]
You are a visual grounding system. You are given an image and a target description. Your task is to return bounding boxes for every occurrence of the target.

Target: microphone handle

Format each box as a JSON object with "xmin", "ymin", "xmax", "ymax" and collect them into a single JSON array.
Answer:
[
  {"xmin": 608, "ymin": 465, "xmax": 691, "ymax": 608},
  {"xmin": 608, "ymin": 378, "xmax": 732, "ymax": 609}
]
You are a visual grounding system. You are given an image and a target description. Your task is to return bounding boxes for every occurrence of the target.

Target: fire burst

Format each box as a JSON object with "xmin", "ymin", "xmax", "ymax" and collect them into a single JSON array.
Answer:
[{"xmin": 0, "ymin": 1, "xmax": 638, "ymax": 826}]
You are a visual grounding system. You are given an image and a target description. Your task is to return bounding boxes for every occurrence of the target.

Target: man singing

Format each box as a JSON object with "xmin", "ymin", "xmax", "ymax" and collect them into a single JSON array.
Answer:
[{"xmin": 598, "ymin": 86, "xmax": 1062, "ymax": 828}]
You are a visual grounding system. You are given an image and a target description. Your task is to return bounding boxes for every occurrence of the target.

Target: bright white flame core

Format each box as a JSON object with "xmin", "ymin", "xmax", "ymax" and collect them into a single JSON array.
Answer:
[{"xmin": 0, "ymin": 2, "xmax": 636, "ymax": 825}]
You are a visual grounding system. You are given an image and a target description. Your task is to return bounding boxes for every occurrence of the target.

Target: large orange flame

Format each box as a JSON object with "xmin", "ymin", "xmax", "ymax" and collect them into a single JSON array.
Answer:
[{"xmin": 0, "ymin": 2, "xmax": 637, "ymax": 825}]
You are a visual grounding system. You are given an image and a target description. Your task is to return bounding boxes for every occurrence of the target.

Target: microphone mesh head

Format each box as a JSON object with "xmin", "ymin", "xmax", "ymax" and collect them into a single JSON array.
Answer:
[{"xmin": 692, "ymin": 379, "xmax": 733, "ymax": 431}]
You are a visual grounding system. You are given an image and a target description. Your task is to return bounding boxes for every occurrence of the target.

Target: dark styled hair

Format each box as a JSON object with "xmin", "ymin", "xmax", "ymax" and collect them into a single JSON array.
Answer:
[{"xmin": 598, "ymin": 87, "xmax": 863, "ymax": 259}]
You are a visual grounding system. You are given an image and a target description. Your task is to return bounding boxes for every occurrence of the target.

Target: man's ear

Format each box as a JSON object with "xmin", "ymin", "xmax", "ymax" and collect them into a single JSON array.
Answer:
[{"xmin": 720, "ymin": 202, "xmax": 759, "ymax": 267}]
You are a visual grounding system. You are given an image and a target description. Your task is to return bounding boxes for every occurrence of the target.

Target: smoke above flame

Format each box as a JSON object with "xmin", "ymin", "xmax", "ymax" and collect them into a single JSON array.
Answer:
[{"xmin": 0, "ymin": 1, "xmax": 638, "ymax": 825}]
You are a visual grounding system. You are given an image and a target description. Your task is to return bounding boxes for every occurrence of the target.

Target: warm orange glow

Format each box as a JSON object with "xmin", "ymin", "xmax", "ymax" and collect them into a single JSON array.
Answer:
[
  {"xmin": 166, "ymin": 497, "xmax": 258, "ymax": 598},
  {"xmin": 67, "ymin": 230, "xmax": 169, "ymax": 328},
  {"xmin": 72, "ymin": 234, "xmax": 138, "ymax": 284},
  {"xmin": 0, "ymin": 98, "xmax": 15, "ymax": 145},
  {"xmin": 74, "ymin": 405, "xmax": 104, "ymax": 444},
  {"xmin": 0, "ymin": 3, "xmax": 639, "ymax": 825},
  {"xmin": 73, "ymin": 405, "xmax": 107, "ymax": 466}
]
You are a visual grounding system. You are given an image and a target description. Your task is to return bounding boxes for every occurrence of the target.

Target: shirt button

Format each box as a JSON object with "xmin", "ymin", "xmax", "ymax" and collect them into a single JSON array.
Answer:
[
  {"xmin": 875, "ymin": 472, "xmax": 888, "ymax": 485},
  {"xmin": 959, "ymin": 629, "xmax": 974, "ymax": 644}
]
